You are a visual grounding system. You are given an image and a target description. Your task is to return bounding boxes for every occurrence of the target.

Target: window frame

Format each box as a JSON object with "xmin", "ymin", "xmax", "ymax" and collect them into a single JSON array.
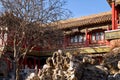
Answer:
[
  {"xmin": 70, "ymin": 33, "xmax": 85, "ymax": 44},
  {"xmin": 91, "ymin": 31, "xmax": 105, "ymax": 43}
]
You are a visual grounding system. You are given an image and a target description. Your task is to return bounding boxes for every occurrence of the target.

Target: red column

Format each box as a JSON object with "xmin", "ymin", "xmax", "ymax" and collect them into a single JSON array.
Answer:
[
  {"xmin": 85, "ymin": 28, "xmax": 89, "ymax": 46},
  {"xmin": 112, "ymin": 1, "xmax": 115, "ymax": 30},
  {"xmin": 87, "ymin": 34, "xmax": 90, "ymax": 45}
]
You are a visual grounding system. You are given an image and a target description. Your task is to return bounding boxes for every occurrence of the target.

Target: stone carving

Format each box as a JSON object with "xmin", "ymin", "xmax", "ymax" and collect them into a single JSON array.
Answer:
[
  {"xmin": 38, "ymin": 50, "xmax": 109, "ymax": 80},
  {"xmin": 117, "ymin": 61, "xmax": 120, "ymax": 70},
  {"xmin": 25, "ymin": 50, "xmax": 120, "ymax": 80},
  {"xmin": 38, "ymin": 51, "xmax": 79, "ymax": 80}
]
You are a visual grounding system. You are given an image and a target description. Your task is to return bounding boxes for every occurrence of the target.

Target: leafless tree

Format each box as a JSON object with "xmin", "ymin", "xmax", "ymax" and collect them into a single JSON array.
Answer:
[{"xmin": 0, "ymin": 0, "xmax": 71, "ymax": 80}]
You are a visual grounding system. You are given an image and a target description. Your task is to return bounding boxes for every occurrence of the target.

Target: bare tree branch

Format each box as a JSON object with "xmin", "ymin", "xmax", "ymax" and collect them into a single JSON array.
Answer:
[{"xmin": 0, "ymin": 0, "xmax": 71, "ymax": 79}]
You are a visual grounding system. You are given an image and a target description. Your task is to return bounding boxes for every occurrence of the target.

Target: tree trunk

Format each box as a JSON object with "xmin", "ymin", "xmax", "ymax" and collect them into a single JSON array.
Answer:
[{"xmin": 15, "ymin": 60, "xmax": 20, "ymax": 80}]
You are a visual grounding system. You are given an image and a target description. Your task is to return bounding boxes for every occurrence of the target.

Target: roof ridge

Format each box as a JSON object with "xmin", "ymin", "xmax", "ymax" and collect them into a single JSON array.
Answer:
[{"xmin": 60, "ymin": 11, "xmax": 111, "ymax": 23}]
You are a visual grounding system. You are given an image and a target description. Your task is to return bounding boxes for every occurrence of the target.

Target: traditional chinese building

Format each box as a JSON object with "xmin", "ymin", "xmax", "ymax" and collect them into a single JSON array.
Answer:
[
  {"xmin": 105, "ymin": 0, "xmax": 120, "ymax": 50},
  {"xmin": 38, "ymin": 11, "xmax": 112, "ymax": 67},
  {"xmin": 39, "ymin": 0, "xmax": 120, "ymax": 68},
  {"xmin": 54, "ymin": 11, "xmax": 111, "ymax": 54},
  {"xmin": 0, "ymin": 0, "xmax": 120, "ymax": 77}
]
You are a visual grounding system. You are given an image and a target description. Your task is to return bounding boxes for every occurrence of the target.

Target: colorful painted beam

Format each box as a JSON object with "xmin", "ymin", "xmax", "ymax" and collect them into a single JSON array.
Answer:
[{"xmin": 105, "ymin": 29, "xmax": 120, "ymax": 40}]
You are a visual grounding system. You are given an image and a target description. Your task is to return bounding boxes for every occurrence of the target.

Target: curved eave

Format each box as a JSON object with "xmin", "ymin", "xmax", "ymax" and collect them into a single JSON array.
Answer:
[
  {"xmin": 107, "ymin": 0, "xmax": 120, "ymax": 7},
  {"xmin": 107, "ymin": 0, "xmax": 112, "ymax": 6}
]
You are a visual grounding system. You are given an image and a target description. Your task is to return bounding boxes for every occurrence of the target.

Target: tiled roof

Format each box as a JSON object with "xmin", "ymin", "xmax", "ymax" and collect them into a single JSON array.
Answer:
[
  {"xmin": 58, "ymin": 11, "xmax": 112, "ymax": 29},
  {"xmin": 106, "ymin": 0, "xmax": 112, "ymax": 6},
  {"xmin": 107, "ymin": 0, "xmax": 120, "ymax": 6}
]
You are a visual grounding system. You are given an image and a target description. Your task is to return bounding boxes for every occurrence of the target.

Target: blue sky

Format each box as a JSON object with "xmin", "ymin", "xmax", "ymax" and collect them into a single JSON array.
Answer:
[
  {"xmin": 0, "ymin": 0, "xmax": 111, "ymax": 18},
  {"xmin": 65, "ymin": 0, "xmax": 111, "ymax": 18}
]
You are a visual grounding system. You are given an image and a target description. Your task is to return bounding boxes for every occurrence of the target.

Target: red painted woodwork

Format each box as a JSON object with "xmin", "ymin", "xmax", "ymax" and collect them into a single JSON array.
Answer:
[
  {"xmin": 107, "ymin": 25, "xmax": 110, "ymax": 30},
  {"xmin": 33, "ymin": 47, "xmax": 41, "ymax": 51},
  {"xmin": 115, "ymin": 8, "xmax": 118, "ymax": 29},
  {"xmin": 38, "ymin": 59, "xmax": 40, "ymax": 68},
  {"xmin": 24, "ymin": 58, "xmax": 27, "ymax": 68},
  {"xmin": 5, "ymin": 58, "xmax": 10, "ymax": 71},
  {"xmin": 112, "ymin": 1, "xmax": 115, "ymax": 30},
  {"xmin": 88, "ymin": 29, "xmax": 107, "ymax": 46},
  {"xmin": 85, "ymin": 28, "xmax": 89, "ymax": 46},
  {"xmin": 105, "ymin": 40, "xmax": 110, "ymax": 46},
  {"xmin": 87, "ymin": 34, "xmax": 90, "ymax": 45},
  {"xmin": 63, "ymin": 35, "xmax": 68, "ymax": 49},
  {"xmin": 117, "ymin": 9, "xmax": 119, "ymax": 26},
  {"xmin": 111, "ymin": 1, "xmax": 120, "ymax": 29},
  {"xmin": 34, "ymin": 58, "xmax": 36, "ymax": 68}
]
